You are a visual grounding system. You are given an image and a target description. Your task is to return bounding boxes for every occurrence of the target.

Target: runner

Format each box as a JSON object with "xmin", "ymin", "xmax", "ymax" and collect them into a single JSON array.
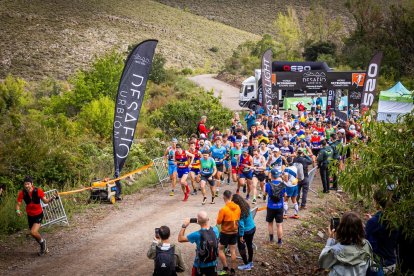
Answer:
[
  {"xmin": 210, "ymin": 137, "xmax": 227, "ymax": 197},
  {"xmin": 188, "ymin": 142, "xmax": 202, "ymax": 195},
  {"xmin": 164, "ymin": 138, "xmax": 178, "ymax": 196},
  {"xmin": 16, "ymin": 176, "xmax": 57, "ymax": 256},
  {"xmin": 264, "ymin": 169, "xmax": 285, "ymax": 247},
  {"xmin": 222, "ymin": 134, "xmax": 233, "ymax": 185},
  {"xmin": 174, "ymin": 144, "xmax": 195, "ymax": 202},
  {"xmin": 251, "ymin": 149, "xmax": 266, "ymax": 205},
  {"xmin": 229, "ymin": 140, "xmax": 242, "ymax": 184},
  {"xmin": 282, "ymin": 157, "xmax": 300, "ymax": 219},
  {"xmin": 237, "ymin": 149, "xmax": 253, "ymax": 200},
  {"xmin": 199, "ymin": 149, "xmax": 218, "ymax": 205}
]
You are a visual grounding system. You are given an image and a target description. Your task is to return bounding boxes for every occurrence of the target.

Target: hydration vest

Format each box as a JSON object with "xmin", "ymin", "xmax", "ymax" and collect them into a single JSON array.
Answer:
[{"xmin": 23, "ymin": 188, "xmax": 40, "ymax": 205}]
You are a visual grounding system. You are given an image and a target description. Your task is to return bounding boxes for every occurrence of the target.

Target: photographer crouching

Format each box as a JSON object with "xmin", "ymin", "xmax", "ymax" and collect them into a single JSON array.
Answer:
[
  {"xmin": 147, "ymin": 225, "xmax": 186, "ymax": 275},
  {"xmin": 178, "ymin": 211, "xmax": 220, "ymax": 276}
]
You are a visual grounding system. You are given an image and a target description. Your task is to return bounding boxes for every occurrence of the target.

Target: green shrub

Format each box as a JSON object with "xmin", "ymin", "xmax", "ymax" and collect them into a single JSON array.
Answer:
[
  {"xmin": 181, "ymin": 68, "xmax": 193, "ymax": 75},
  {"xmin": 209, "ymin": 46, "xmax": 219, "ymax": 53}
]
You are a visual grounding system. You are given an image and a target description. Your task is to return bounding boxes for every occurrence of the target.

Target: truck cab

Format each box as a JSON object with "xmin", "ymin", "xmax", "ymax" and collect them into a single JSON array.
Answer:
[{"xmin": 239, "ymin": 76, "xmax": 258, "ymax": 110}]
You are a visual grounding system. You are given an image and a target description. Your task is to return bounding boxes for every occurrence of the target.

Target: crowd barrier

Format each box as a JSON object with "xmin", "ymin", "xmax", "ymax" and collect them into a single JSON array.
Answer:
[
  {"xmin": 152, "ymin": 157, "xmax": 169, "ymax": 188},
  {"xmin": 41, "ymin": 189, "xmax": 69, "ymax": 228},
  {"xmin": 308, "ymin": 167, "xmax": 318, "ymax": 195}
]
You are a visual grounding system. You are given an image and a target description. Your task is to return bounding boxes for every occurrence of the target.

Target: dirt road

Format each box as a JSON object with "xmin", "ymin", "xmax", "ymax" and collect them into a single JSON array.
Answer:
[
  {"xmin": 189, "ymin": 74, "xmax": 247, "ymax": 112},
  {"xmin": 0, "ymin": 76, "xmax": 319, "ymax": 275}
]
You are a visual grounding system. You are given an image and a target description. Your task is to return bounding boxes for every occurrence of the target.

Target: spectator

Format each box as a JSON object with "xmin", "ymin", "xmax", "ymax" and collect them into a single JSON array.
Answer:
[
  {"xmin": 365, "ymin": 190, "xmax": 399, "ymax": 274},
  {"xmin": 293, "ymin": 148, "xmax": 313, "ymax": 209},
  {"xmin": 178, "ymin": 211, "xmax": 219, "ymax": 276},
  {"xmin": 232, "ymin": 194, "xmax": 256, "ymax": 271},
  {"xmin": 296, "ymin": 101, "xmax": 305, "ymax": 112},
  {"xmin": 198, "ymin": 116, "xmax": 214, "ymax": 137},
  {"xmin": 317, "ymin": 140, "xmax": 333, "ymax": 193},
  {"xmin": 217, "ymin": 190, "xmax": 241, "ymax": 275},
  {"xmin": 147, "ymin": 225, "xmax": 185, "ymax": 275},
  {"xmin": 244, "ymin": 110, "xmax": 256, "ymax": 131},
  {"xmin": 319, "ymin": 212, "xmax": 372, "ymax": 275}
]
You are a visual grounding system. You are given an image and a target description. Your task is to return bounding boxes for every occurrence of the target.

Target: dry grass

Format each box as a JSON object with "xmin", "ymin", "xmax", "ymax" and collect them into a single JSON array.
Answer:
[
  {"xmin": 0, "ymin": 0, "xmax": 260, "ymax": 80},
  {"xmin": 156, "ymin": 0, "xmax": 357, "ymax": 36}
]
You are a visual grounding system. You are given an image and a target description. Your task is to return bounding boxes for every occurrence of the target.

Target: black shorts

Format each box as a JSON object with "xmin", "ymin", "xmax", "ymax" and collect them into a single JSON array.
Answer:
[
  {"xmin": 216, "ymin": 163, "xmax": 224, "ymax": 172},
  {"xmin": 266, "ymin": 208, "xmax": 283, "ymax": 223},
  {"xmin": 28, "ymin": 213, "xmax": 44, "ymax": 229},
  {"xmin": 201, "ymin": 174, "xmax": 215, "ymax": 186},
  {"xmin": 253, "ymin": 172, "xmax": 266, "ymax": 182},
  {"xmin": 219, "ymin": 232, "xmax": 237, "ymax": 246},
  {"xmin": 192, "ymin": 266, "xmax": 217, "ymax": 276}
]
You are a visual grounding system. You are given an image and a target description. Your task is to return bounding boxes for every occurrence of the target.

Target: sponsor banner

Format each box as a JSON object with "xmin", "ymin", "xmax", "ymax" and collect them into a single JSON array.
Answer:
[
  {"xmin": 272, "ymin": 61, "xmax": 331, "ymax": 72},
  {"xmin": 113, "ymin": 40, "xmax": 158, "ymax": 177},
  {"xmin": 348, "ymin": 90, "xmax": 362, "ymax": 111},
  {"xmin": 360, "ymin": 52, "xmax": 383, "ymax": 112},
  {"xmin": 261, "ymin": 49, "xmax": 273, "ymax": 114},
  {"xmin": 274, "ymin": 71, "xmax": 365, "ymax": 91},
  {"xmin": 326, "ymin": 89, "xmax": 336, "ymax": 116}
]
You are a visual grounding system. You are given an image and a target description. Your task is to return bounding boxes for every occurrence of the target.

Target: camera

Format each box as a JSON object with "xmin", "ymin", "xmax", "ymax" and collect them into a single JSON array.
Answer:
[
  {"xmin": 155, "ymin": 227, "xmax": 160, "ymax": 239},
  {"xmin": 330, "ymin": 217, "xmax": 340, "ymax": 231},
  {"xmin": 190, "ymin": 218, "xmax": 198, "ymax": 223}
]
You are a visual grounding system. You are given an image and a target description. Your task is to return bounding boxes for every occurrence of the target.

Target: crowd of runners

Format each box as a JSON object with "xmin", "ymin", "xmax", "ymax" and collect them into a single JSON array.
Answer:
[{"xmin": 164, "ymin": 106, "xmax": 363, "ymax": 209}]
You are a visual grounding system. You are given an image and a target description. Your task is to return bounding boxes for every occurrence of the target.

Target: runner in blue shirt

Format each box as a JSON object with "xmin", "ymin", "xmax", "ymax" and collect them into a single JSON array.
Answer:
[{"xmin": 210, "ymin": 137, "xmax": 227, "ymax": 197}]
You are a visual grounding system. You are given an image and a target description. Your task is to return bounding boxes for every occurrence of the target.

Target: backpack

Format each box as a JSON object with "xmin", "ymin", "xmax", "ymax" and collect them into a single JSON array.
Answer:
[
  {"xmin": 293, "ymin": 162, "xmax": 304, "ymax": 181},
  {"xmin": 23, "ymin": 188, "xmax": 40, "ymax": 205},
  {"xmin": 269, "ymin": 182, "xmax": 285, "ymax": 203},
  {"xmin": 197, "ymin": 227, "xmax": 218, "ymax": 264},
  {"xmin": 154, "ymin": 245, "xmax": 177, "ymax": 276}
]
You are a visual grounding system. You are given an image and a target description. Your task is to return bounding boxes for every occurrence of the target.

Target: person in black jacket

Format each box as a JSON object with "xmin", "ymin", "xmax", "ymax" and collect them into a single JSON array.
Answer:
[{"xmin": 293, "ymin": 148, "xmax": 313, "ymax": 209}]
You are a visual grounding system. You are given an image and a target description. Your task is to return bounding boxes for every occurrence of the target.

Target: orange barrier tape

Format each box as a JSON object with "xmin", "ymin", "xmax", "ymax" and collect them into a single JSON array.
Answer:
[
  {"xmin": 58, "ymin": 187, "xmax": 93, "ymax": 196},
  {"xmin": 257, "ymin": 206, "xmax": 267, "ymax": 212},
  {"xmin": 59, "ymin": 162, "xmax": 154, "ymax": 195}
]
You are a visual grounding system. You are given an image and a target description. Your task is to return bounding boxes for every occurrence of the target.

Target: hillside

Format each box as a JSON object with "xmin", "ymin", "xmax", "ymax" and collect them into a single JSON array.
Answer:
[
  {"xmin": 0, "ymin": 0, "xmax": 259, "ymax": 80},
  {"xmin": 155, "ymin": 0, "xmax": 357, "ymax": 36}
]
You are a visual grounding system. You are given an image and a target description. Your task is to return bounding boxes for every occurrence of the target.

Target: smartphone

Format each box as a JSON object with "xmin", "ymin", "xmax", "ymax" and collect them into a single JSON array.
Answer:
[
  {"xmin": 155, "ymin": 228, "xmax": 160, "ymax": 238},
  {"xmin": 190, "ymin": 218, "xmax": 198, "ymax": 223},
  {"xmin": 330, "ymin": 218, "xmax": 340, "ymax": 231}
]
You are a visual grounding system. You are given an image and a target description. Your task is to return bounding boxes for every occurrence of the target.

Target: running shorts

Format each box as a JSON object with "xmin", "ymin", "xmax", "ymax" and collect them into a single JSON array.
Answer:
[
  {"xmin": 285, "ymin": 185, "xmax": 298, "ymax": 197},
  {"xmin": 28, "ymin": 213, "xmax": 44, "ymax": 229},
  {"xmin": 219, "ymin": 233, "xmax": 237, "ymax": 246},
  {"xmin": 191, "ymin": 168, "xmax": 200, "ymax": 175},
  {"xmin": 253, "ymin": 172, "xmax": 266, "ymax": 182},
  {"xmin": 239, "ymin": 171, "xmax": 253, "ymax": 180},
  {"xmin": 216, "ymin": 163, "xmax": 224, "ymax": 172},
  {"xmin": 201, "ymin": 174, "xmax": 215, "ymax": 186},
  {"xmin": 168, "ymin": 164, "xmax": 177, "ymax": 175},
  {"xmin": 177, "ymin": 167, "xmax": 190, "ymax": 178},
  {"xmin": 266, "ymin": 208, "xmax": 284, "ymax": 223}
]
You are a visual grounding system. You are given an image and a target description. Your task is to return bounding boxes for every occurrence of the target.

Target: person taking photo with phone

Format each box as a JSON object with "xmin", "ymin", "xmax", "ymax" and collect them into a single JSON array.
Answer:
[
  {"xmin": 318, "ymin": 212, "xmax": 372, "ymax": 275},
  {"xmin": 147, "ymin": 225, "xmax": 185, "ymax": 275},
  {"xmin": 16, "ymin": 176, "xmax": 58, "ymax": 256},
  {"xmin": 178, "ymin": 211, "xmax": 219, "ymax": 276}
]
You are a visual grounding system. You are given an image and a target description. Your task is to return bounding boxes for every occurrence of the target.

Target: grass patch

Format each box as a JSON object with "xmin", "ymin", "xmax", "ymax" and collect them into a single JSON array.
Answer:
[{"xmin": 123, "ymin": 169, "xmax": 159, "ymax": 195}]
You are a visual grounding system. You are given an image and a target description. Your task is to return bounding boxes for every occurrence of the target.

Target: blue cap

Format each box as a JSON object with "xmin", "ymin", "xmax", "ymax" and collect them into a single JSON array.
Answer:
[{"xmin": 271, "ymin": 169, "xmax": 281, "ymax": 178}]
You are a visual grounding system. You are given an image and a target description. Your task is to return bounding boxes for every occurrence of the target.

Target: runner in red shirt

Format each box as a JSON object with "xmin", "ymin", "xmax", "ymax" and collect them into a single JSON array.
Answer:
[{"xmin": 16, "ymin": 176, "xmax": 57, "ymax": 256}]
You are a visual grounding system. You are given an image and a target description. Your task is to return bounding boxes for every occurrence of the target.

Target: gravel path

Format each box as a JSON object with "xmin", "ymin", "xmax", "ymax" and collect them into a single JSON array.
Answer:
[{"xmin": 189, "ymin": 74, "xmax": 248, "ymax": 111}]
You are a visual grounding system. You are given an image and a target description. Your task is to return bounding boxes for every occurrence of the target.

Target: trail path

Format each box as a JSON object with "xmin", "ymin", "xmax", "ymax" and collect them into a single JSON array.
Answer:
[
  {"xmin": 0, "ymin": 76, "xmax": 320, "ymax": 275},
  {"xmin": 189, "ymin": 74, "xmax": 247, "ymax": 111}
]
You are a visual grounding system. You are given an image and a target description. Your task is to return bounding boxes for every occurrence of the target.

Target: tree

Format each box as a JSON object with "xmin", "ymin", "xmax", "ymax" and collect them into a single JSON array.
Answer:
[
  {"xmin": 303, "ymin": 42, "xmax": 337, "ymax": 61},
  {"xmin": 339, "ymin": 111, "xmax": 414, "ymax": 239},
  {"xmin": 149, "ymin": 53, "xmax": 167, "ymax": 84},
  {"xmin": 273, "ymin": 7, "xmax": 302, "ymax": 60}
]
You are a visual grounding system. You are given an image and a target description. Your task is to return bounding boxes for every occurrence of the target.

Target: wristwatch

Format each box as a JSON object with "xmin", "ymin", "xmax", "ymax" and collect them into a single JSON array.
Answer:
[{"xmin": 181, "ymin": 224, "xmax": 187, "ymax": 229}]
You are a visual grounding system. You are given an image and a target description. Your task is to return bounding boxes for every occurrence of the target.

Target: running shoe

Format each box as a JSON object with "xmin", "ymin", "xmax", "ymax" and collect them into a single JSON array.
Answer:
[
  {"xmin": 169, "ymin": 191, "xmax": 174, "ymax": 196},
  {"xmin": 237, "ymin": 263, "xmax": 252, "ymax": 271},
  {"xmin": 218, "ymin": 270, "xmax": 229, "ymax": 276},
  {"xmin": 246, "ymin": 194, "xmax": 250, "ymax": 200},
  {"xmin": 215, "ymin": 190, "xmax": 219, "ymax": 197},
  {"xmin": 249, "ymin": 262, "xmax": 254, "ymax": 268},
  {"xmin": 183, "ymin": 192, "xmax": 189, "ymax": 202},
  {"xmin": 252, "ymin": 198, "xmax": 256, "ymax": 205},
  {"xmin": 202, "ymin": 197, "xmax": 207, "ymax": 205},
  {"xmin": 243, "ymin": 184, "xmax": 246, "ymax": 193},
  {"xmin": 290, "ymin": 214, "xmax": 300, "ymax": 219},
  {"xmin": 191, "ymin": 190, "xmax": 197, "ymax": 196},
  {"xmin": 263, "ymin": 194, "xmax": 267, "ymax": 201},
  {"xmin": 210, "ymin": 200, "xmax": 215, "ymax": 204},
  {"xmin": 277, "ymin": 240, "xmax": 283, "ymax": 248},
  {"xmin": 257, "ymin": 193, "xmax": 262, "ymax": 199},
  {"xmin": 39, "ymin": 240, "xmax": 48, "ymax": 256}
]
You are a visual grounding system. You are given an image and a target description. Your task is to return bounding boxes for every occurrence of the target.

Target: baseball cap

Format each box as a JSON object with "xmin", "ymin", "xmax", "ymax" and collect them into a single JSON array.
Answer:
[
  {"xmin": 272, "ymin": 147, "xmax": 280, "ymax": 152},
  {"xmin": 313, "ymin": 130, "xmax": 318, "ymax": 135},
  {"xmin": 202, "ymin": 149, "xmax": 211, "ymax": 154},
  {"xmin": 270, "ymin": 169, "xmax": 281, "ymax": 178},
  {"xmin": 172, "ymin": 138, "xmax": 178, "ymax": 143},
  {"xmin": 349, "ymin": 125, "xmax": 356, "ymax": 130}
]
